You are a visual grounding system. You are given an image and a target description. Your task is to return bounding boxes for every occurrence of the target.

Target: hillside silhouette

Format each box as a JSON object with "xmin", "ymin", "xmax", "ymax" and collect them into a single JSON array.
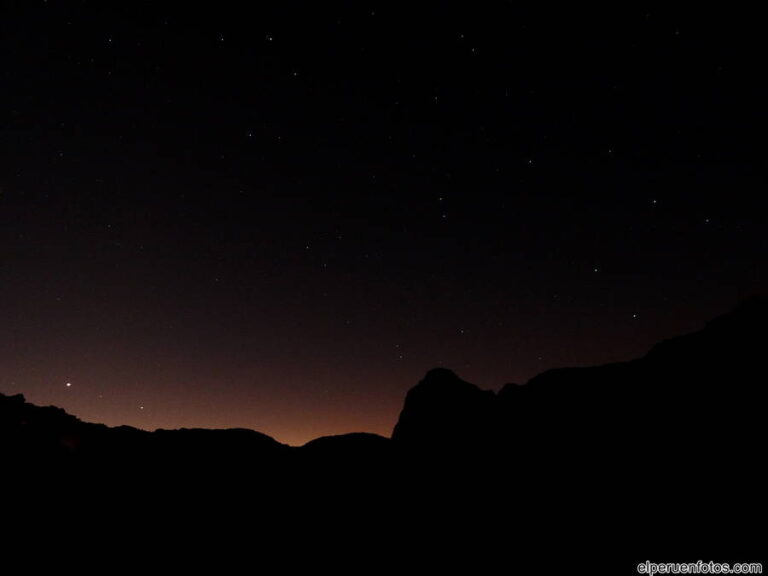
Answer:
[{"xmin": 2, "ymin": 297, "xmax": 764, "ymax": 567}]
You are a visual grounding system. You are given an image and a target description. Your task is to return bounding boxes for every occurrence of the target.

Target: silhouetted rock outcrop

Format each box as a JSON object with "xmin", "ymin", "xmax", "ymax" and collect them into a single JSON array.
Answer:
[
  {"xmin": 391, "ymin": 368, "xmax": 498, "ymax": 450},
  {"xmin": 390, "ymin": 298, "xmax": 764, "ymax": 461}
]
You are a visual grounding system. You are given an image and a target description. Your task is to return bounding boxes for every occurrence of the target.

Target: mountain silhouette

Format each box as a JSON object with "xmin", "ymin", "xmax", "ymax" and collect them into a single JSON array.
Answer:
[
  {"xmin": 391, "ymin": 367, "xmax": 499, "ymax": 450},
  {"xmin": 2, "ymin": 297, "xmax": 764, "ymax": 566},
  {"xmin": 0, "ymin": 391, "xmax": 291, "ymax": 468},
  {"xmin": 5, "ymin": 298, "xmax": 763, "ymax": 465},
  {"xmin": 301, "ymin": 431, "xmax": 391, "ymax": 455},
  {"xmin": 393, "ymin": 296, "xmax": 764, "ymax": 462}
]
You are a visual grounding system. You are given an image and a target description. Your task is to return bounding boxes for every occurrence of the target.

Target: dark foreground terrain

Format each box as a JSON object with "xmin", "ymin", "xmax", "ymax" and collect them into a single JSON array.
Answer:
[{"xmin": 2, "ymin": 298, "xmax": 764, "ymax": 571}]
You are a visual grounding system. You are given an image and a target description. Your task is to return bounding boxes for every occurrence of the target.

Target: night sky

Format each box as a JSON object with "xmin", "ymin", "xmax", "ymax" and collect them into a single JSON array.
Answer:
[{"xmin": 1, "ymin": 3, "xmax": 765, "ymax": 445}]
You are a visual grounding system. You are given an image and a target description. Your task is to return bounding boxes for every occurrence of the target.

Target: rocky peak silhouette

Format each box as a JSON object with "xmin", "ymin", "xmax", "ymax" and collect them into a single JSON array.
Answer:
[{"xmin": 391, "ymin": 367, "xmax": 498, "ymax": 449}]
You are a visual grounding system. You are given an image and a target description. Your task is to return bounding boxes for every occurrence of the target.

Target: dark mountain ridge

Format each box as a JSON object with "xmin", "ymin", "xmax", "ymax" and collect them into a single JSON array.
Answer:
[
  {"xmin": 2, "ymin": 297, "xmax": 764, "ymax": 465},
  {"xmin": 2, "ymin": 297, "xmax": 764, "ymax": 566},
  {"xmin": 395, "ymin": 296, "xmax": 763, "ymax": 453}
]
